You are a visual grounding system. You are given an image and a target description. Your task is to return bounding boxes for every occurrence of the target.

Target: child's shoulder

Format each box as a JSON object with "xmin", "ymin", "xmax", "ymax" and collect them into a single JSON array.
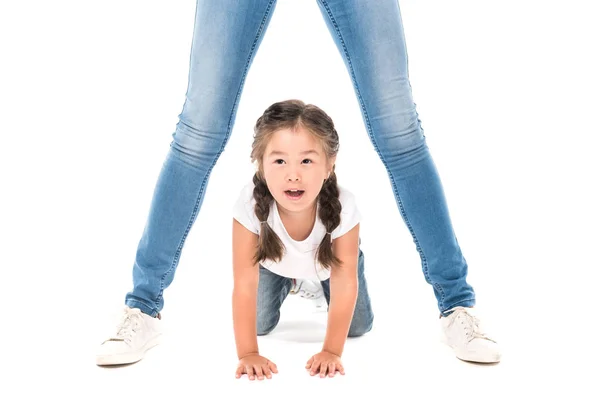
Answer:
[
  {"xmin": 232, "ymin": 180, "xmax": 260, "ymax": 234},
  {"xmin": 330, "ymin": 183, "xmax": 361, "ymax": 239},
  {"xmin": 337, "ymin": 183, "xmax": 353, "ymax": 196},
  {"xmin": 337, "ymin": 184, "xmax": 358, "ymax": 207},
  {"xmin": 236, "ymin": 180, "xmax": 257, "ymax": 203}
]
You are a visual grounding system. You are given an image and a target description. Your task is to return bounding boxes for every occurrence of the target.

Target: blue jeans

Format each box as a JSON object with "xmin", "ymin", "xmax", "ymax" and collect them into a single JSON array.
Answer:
[
  {"xmin": 257, "ymin": 249, "xmax": 373, "ymax": 337},
  {"xmin": 125, "ymin": 0, "xmax": 476, "ymax": 318}
]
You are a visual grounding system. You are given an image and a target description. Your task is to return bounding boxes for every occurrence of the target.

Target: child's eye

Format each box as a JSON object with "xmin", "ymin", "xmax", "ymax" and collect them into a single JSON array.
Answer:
[
  {"xmin": 275, "ymin": 159, "xmax": 285, "ymax": 164},
  {"xmin": 302, "ymin": 159, "xmax": 312, "ymax": 164}
]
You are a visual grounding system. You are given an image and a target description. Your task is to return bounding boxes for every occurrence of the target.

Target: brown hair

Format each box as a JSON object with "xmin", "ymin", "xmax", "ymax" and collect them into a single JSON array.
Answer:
[{"xmin": 250, "ymin": 99, "xmax": 342, "ymax": 270}]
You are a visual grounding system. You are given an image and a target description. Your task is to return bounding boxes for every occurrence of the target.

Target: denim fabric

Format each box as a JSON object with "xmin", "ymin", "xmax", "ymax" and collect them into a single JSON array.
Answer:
[{"xmin": 125, "ymin": 0, "xmax": 475, "ymax": 318}]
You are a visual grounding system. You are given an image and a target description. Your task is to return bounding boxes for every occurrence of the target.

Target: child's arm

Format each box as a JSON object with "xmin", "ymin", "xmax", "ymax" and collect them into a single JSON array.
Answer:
[
  {"xmin": 232, "ymin": 218, "xmax": 260, "ymax": 359},
  {"xmin": 322, "ymin": 223, "xmax": 360, "ymax": 357}
]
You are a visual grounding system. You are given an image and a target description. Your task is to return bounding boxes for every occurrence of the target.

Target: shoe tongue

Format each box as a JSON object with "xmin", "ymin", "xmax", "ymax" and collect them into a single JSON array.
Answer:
[
  {"xmin": 447, "ymin": 306, "xmax": 476, "ymax": 318},
  {"xmin": 126, "ymin": 308, "xmax": 142, "ymax": 317}
]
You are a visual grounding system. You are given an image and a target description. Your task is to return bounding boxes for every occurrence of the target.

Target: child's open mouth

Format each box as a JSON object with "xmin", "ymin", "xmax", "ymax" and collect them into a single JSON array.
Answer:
[{"xmin": 284, "ymin": 190, "xmax": 305, "ymax": 200}]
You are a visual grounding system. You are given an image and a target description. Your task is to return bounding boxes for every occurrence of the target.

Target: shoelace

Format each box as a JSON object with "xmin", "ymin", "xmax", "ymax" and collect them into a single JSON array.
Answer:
[
  {"xmin": 109, "ymin": 308, "xmax": 142, "ymax": 343},
  {"xmin": 446, "ymin": 307, "xmax": 494, "ymax": 343}
]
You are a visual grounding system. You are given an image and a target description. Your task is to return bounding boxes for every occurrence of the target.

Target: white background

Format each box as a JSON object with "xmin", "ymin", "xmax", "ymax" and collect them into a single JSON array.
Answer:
[{"xmin": 1, "ymin": 0, "xmax": 599, "ymax": 398}]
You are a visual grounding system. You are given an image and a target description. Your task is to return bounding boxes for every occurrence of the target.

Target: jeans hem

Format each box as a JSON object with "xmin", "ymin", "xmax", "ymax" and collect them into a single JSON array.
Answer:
[
  {"xmin": 125, "ymin": 298, "xmax": 159, "ymax": 318},
  {"xmin": 440, "ymin": 298, "xmax": 476, "ymax": 317}
]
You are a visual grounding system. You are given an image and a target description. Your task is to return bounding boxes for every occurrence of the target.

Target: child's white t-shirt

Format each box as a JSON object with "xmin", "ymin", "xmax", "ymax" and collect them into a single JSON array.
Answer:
[{"xmin": 232, "ymin": 180, "xmax": 361, "ymax": 281}]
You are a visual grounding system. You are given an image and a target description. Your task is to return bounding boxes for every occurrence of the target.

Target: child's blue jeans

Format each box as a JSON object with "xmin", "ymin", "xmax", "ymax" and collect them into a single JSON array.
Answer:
[
  {"xmin": 257, "ymin": 249, "xmax": 374, "ymax": 337},
  {"xmin": 125, "ymin": 0, "xmax": 476, "ymax": 318}
]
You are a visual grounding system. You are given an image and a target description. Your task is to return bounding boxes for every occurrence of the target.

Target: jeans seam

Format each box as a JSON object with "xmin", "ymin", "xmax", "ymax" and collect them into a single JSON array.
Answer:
[
  {"xmin": 317, "ymin": 0, "xmax": 441, "ymax": 300},
  {"xmin": 155, "ymin": 0, "xmax": 278, "ymax": 310}
]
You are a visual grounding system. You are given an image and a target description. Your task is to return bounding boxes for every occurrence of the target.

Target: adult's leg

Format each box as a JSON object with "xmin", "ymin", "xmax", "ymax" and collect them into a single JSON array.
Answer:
[
  {"xmin": 125, "ymin": 0, "xmax": 279, "ymax": 317},
  {"xmin": 316, "ymin": 0, "xmax": 475, "ymax": 315}
]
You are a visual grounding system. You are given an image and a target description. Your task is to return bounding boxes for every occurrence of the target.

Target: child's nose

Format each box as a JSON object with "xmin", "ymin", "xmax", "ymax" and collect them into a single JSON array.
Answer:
[{"xmin": 286, "ymin": 169, "xmax": 300, "ymax": 181}]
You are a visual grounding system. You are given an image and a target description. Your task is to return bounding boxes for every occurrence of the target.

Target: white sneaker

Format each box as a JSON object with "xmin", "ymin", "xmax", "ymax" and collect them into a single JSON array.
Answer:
[
  {"xmin": 440, "ymin": 306, "xmax": 501, "ymax": 363},
  {"xmin": 96, "ymin": 306, "xmax": 162, "ymax": 366},
  {"xmin": 290, "ymin": 279, "xmax": 326, "ymax": 308}
]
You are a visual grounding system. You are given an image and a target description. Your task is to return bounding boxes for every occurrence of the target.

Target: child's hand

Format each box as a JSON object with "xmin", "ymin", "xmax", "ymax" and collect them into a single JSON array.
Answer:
[
  {"xmin": 236, "ymin": 353, "xmax": 278, "ymax": 380},
  {"xmin": 305, "ymin": 351, "xmax": 345, "ymax": 378}
]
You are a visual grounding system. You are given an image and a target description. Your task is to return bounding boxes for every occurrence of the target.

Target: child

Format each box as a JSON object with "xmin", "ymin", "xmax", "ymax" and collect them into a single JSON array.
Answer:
[{"xmin": 231, "ymin": 99, "xmax": 374, "ymax": 380}]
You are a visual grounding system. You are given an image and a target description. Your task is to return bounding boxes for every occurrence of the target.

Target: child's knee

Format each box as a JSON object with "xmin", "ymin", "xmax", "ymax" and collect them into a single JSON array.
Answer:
[
  {"xmin": 347, "ymin": 316, "xmax": 374, "ymax": 338},
  {"xmin": 256, "ymin": 314, "xmax": 280, "ymax": 336},
  {"xmin": 257, "ymin": 323, "xmax": 276, "ymax": 336}
]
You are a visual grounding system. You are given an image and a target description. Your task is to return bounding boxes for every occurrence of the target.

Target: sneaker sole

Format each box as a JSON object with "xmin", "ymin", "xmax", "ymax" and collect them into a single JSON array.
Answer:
[
  {"xmin": 441, "ymin": 336, "xmax": 501, "ymax": 363},
  {"xmin": 453, "ymin": 349, "xmax": 501, "ymax": 363},
  {"xmin": 96, "ymin": 334, "xmax": 162, "ymax": 366}
]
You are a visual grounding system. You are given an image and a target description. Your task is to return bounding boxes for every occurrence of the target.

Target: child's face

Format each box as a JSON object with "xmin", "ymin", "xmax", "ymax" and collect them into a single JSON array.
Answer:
[{"xmin": 262, "ymin": 126, "xmax": 335, "ymax": 214}]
